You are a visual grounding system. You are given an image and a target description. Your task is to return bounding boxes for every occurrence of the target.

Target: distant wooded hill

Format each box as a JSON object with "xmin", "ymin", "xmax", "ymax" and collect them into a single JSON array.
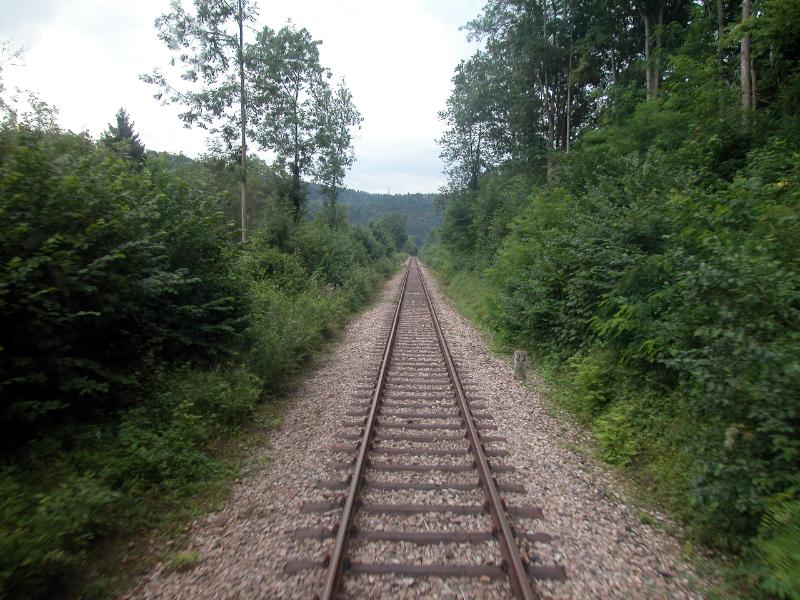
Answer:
[
  {"xmin": 307, "ymin": 184, "xmax": 441, "ymax": 245},
  {"xmin": 146, "ymin": 151, "xmax": 441, "ymax": 245}
]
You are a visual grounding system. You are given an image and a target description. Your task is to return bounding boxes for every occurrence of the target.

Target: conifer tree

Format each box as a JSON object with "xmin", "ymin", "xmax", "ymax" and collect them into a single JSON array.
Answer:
[{"xmin": 101, "ymin": 108, "xmax": 146, "ymax": 164}]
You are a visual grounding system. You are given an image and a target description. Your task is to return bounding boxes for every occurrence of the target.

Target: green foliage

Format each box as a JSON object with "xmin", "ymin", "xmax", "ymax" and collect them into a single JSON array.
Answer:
[
  {"xmin": 236, "ymin": 218, "xmax": 401, "ymax": 390},
  {"xmin": 370, "ymin": 214, "xmax": 411, "ymax": 255},
  {"xmin": 145, "ymin": 152, "xmax": 288, "ymax": 243},
  {"xmin": 430, "ymin": 0, "xmax": 800, "ymax": 593},
  {"xmin": 439, "ymin": 52, "xmax": 510, "ymax": 191},
  {"xmin": 0, "ymin": 365, "xmax": 259, "ymax": 598},
  {"xmin": 101, "ymin": 108, "xmax": 146, "ymax": 165},
  {"xmin": 242, "ymin": 278, "xmax": 330, "ymax": 386},
  {"xmin": 0, "ymin": 125, "xmax": 240, "ymax": 437},
  {"xmin": 594, "ymin": 402, "xmax": 641, "ymax": 468},
  {"xmin": 0, "ymin": 472, "xmax": 117, "ymax": 598},
  {"xmin": 0, "ymin": 113, "xmax": 402, "ymax": 598},
  {"xmin": 314, "ymin": 79, "xmax": 362, "ymax": 223},
  {"xmin": 566, "ymin": 351, "xmax": 618, "ymax": 418},
  {"xmin": 104, "ymin": 368, "xmax": 260, "ymax": 496},
  {"xmin": 292, "ymin": 221, "xmax": 369, "ymax": 286},
  {"xmin": 428, "ymin": 267, "xmax": 495, "ymax": 328},
  {"xmin": 755, "ymin": 494, "xmax": 800, "ymax": 598},
  {"xmin": 145, "ymin": 2, "xmax": 363, "ymax": 236},
  {"xmin": 143, "ymin": 0, "xmax": 257, "ymax": 153},
  {"xmin": 249, "ymin": 24, "xmax": 329, "ymax": 217},
  {"xmin": 433, "ymin": 127, "xmax": 800, "ymax": 592},
  {"xmin": 463, "ymin": 131, "xmax": 800, "ymax": 554}
]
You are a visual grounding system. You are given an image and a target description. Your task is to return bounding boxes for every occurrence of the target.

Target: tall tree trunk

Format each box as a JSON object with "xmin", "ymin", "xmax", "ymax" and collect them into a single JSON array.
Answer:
[
  {"xmin": 540, "ymin": 2, "xmax": 554, "ymax": 178},
  {"xmin": 332, "ymin": 172, "xmax": 338, "ymax": 219},
  {"xmin": 473, "ymin": 124, "xmax": 482, "ymax": 190},
  {"xmin": 238, "ymin": 0, "xmax": 247, "ymax": 243},
  {"xmin": 611, "ymin": 47, "xmax": 618, "ymax": 86},
  {"xmin": 326, "ymin": 172, "xmax": 338, "ymax": 227},
  {"xmin": 654, "ymin": 4, "xmax": 664, "ymax": 96},
  {"xmin": 544, "ymin": 74, "xmax": 555, "ymax": 178},
  {"xmin": 741, "ymin": 0, "xmax": 752, "ymax": 123},
  {"xmin": 607, "ymin": 2, "xmax": 619, "ymax": 96},
  {"xmin": 641, "ymin": 9, "xmax": 654, "ymax": 100},
  {"xmin": 292, "ymin": 97, "xmax": 302, "ymax": 220},
  {"xmin": 565, "ymin": 42, "xmax": 572, "ymax": 153},
  {"xmin": 291, "ymin": 162, "xmax": 301, "ymax": 219},
  {"xmin": 717, "ymin": 0, "xmax": 726, "ymax": 109}
]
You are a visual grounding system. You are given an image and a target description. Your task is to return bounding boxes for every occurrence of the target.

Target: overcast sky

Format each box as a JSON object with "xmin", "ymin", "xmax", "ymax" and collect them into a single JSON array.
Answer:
[{"xmin": 1, "ymin": 0, "xmax": 483, "ymax": 193}]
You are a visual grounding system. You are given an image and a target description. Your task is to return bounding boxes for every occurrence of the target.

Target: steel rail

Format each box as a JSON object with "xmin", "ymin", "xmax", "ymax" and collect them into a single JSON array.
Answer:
[
  {"xmin": 318, "ymin": 259, "xmax": 412, "ymax": 600},
  {"xmin": 415, "ymin": 257, "xmax": 537, "ymax": 600}
]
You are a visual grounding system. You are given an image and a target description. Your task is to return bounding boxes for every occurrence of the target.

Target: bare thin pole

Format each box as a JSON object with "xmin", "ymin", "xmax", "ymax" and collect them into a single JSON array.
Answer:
[{"xmin": 238, "ymin": 0, "xmax": 247, "ymax": 242}]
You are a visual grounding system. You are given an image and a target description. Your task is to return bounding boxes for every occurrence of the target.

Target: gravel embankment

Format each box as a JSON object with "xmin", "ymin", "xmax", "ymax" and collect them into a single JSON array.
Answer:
[{"xmin": 128, "ymin": 262, "xmax": 704, "ymax": 599}]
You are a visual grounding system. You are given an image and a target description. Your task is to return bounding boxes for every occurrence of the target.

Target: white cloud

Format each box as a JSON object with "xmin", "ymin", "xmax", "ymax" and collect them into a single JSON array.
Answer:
[{"xmin": 2, "ymin": 0, "xmax": 482, "ymax": 193}]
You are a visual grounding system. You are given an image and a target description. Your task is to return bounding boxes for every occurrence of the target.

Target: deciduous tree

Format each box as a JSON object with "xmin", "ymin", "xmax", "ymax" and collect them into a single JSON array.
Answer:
[
  {"xmin": 741, "ymin": 0, "xmax": 752, "ymax": 121},
  {"xmin": 438, "ymin": 52, "xmax": 512, "ymax": 192},
  {"xmin": 0, "ymin": 41, "xmax": 25, "ymax": 113},
  {"xmin": 315, "ymin": 79, "xmax": 362, "ymax": 227},
  {"xmin": 143, "ymin": 0, "xmax": 257, "ymax": 241},
  {"xmin": 249, "ymin": 25, "xmax": 329, "ymax": 220}
]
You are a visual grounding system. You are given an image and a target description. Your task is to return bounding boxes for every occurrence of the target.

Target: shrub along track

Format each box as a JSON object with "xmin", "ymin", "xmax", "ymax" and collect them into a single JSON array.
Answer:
[{"xmin": 285, "ymin": 258, "xmax": 564, "ymax": 598}]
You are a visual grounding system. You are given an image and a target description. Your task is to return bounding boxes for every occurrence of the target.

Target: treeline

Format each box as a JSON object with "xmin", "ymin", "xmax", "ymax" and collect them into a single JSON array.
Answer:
[
  {"xmin": 0, "ymin": 71, "xmax": 406, "ymax": 600},
  {"xmin": 426, "ymin": 0, "xmax": 799, "ymax": 596}
]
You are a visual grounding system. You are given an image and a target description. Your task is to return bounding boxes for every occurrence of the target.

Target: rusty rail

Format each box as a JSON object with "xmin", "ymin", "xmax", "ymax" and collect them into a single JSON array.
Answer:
[
  {"xmin": 318, "ymin": 259, "xmax": 411, "ymax": 599},
  {"xmin": 416, "ymin": 257, "xmax": 536, "ymax": 600}
]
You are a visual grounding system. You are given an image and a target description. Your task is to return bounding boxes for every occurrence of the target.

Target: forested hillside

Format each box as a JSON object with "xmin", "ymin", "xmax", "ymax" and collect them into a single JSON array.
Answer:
[
  {"xmin": 307, "ymin": 185, "xmax": 440, "ymax": 246},
  {"xmin": 424, "ymin": 0, "xmax": 799, "ymax": 596},
  {"xmin": 0, "ymin": 6, "xmax": 409, "ymax": 596}
]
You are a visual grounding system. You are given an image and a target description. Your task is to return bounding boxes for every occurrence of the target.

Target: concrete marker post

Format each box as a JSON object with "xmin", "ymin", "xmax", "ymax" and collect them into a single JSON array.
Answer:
[{"xmin": 513, "ymin": 350, "xmax": 527, "ymax": 381}]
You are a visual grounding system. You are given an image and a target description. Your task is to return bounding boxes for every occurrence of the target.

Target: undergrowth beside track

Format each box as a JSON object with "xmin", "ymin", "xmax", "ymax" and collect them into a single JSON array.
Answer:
[
  {"xmin": 0, "ymin": 118, "xmax": 406, "ymax": 599},
  {"xmin": 424, "ymin": 265, "xmax": 750, "ymax": 600}
]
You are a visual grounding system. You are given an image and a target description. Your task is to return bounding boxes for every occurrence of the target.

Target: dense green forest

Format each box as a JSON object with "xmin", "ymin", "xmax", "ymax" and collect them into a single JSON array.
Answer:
[
  {"xmin": 423, "ymin": 0, "xmax": 799, "ymax": 596},
  {"xmin": 307, "ymin": 185, "xmax": 440, "ymax": 246},
  {"xmin": 0, "ymin": 5, "xmax": 409, "ymax": 597}
]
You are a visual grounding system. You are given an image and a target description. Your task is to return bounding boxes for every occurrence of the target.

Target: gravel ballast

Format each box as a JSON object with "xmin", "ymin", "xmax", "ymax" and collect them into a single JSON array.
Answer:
[{"xmin": 128, "ymin": 263, "xmax": 705, "ymax": 599}]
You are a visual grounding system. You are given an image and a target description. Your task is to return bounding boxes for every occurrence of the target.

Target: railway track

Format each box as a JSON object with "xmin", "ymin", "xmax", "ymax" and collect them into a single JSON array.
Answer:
[{"xmin": 286, "ymin": 258, "xmax": 565, "ymax": 598}]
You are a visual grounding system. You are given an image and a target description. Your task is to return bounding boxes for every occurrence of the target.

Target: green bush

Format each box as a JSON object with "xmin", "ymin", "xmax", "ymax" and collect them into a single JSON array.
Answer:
[
  {"xmin": 474, "ymin": 135, "xmax": 800, "ymax": 554},
  {"xmin": 103, "ymin": 368, "xmax": 260, "ymax": 496},
  {"xmin": 566, "ymin": 351, "xmax": 618, "ymax": 418},
  {"xmin": 182, "ymin": 368, "xmax": 261, "ymax": 430},
  {"xmin": 0, "ymin": 125, "xmax": 241, "ymax": 438},
  {"xmin": 0, "ymin": 365, "xmax": 260, "ymax": 598},
  {"xmin": 756, "ymin": 495, "xmax": 800, "ymax": 599},
  {"xmin": 0, "ymin": 472, "xmax": 117, "ymax": 597},
  {"xmin": 430, "ymin": 107, "xmax": 800, "ymax": 595},
  {"xmin": 291, "ymin": 221, "xmax": 369, "ymax": 286},
  {"xmin": 427, "ymin": 0, "xmax": 799, "ymax": 593},
  {"xmin": 243, "ymin": 281, "xmax": 323, "ymax": 386},
  {"xmin": 594, "ymin": 402, "xmax": 642, "ymax": 467},
  {"xmin": 0, "ymin": 115, "xmax": 406, "ymax": 598}
]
